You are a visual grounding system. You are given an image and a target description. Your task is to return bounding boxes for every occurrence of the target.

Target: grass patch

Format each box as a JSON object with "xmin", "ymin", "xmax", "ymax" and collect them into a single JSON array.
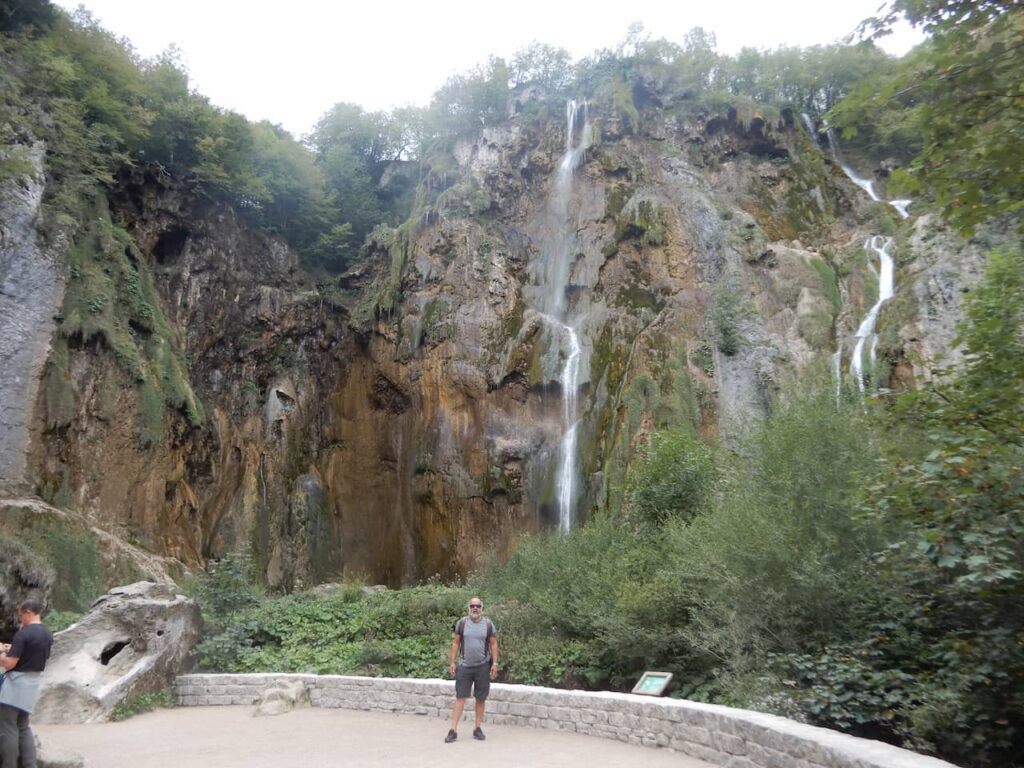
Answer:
[{"xmin": 109, "ymin": 689, "xmax": 174, "ymax": 721}]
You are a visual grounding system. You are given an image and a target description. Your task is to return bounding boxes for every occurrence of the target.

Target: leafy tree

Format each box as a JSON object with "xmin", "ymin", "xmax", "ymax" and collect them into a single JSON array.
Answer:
[
  {"xmin": 869, "ymin": 247, "xmax": 1023, "ymax": 762},
  {"xmin": 137, "ymin": 47, "xmax": 214, "ymax": 171},
  {"xmin": 482, "ymin": 516, "xmax": 701, "ymax": 690},
  {"xmin": 425, "ymin": 56, "xmax": 510, "ymax": 142},
  {"xmin": 307, "ymin": 102, "xmax": 419, "ymax": 270},
  {"xmin": 626, "ymin": 429, "xmax": 718, "ymax": 527},
  {"xmin": 832, "ymin": 1, "xmax": 1024, "ymax": 233},
  {"xmin": 247, "ymin": 120, "xmax": 328, "ymax": 245},
  {"xmin": 510, "ymin": 42, "xmax": 573, "ymax": 92},
  {"xmin": 715, "ymin": 42, "xmax": 896, "ymax": 114},
  {"xmin": 774, "ymin": 248, "xmax": 1024, "ymax": 766},
  {"xmin": 670, "ymin": 382, "xmax": 879, "ymax": 667},
  {"xmin": 0, "ymin": 0, "xmax": 56, "ymax": 34},
  {"xmin": 671, "ymin": 27, "xmax": 718, "ymax": 94}
]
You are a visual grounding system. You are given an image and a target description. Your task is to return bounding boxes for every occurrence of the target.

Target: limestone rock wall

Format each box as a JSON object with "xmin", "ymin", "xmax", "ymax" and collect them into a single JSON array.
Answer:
[
  {"xmin": 0, "ymin": 143, "xmax": 66, "ymax": 494},
  {"xmin": 8, "ymin": 100, "xmax": 982, "ymax": 590}
]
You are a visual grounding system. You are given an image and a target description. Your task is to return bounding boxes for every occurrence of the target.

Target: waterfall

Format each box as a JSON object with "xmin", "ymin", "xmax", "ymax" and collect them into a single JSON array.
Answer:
[
  {"xmin": 537, "ymin": 100, "xmax": 590, "ymax": 532},
  {"xmin": 541, "ymin": 100, "xmax": 591, "ymax": 318},
  {"xmin": 826, "ymin": 129, "xmax": 911, "ymax": 220},
  {"xmin": 824, "ymin": 128, "xmax": 912, "ymax": 393},
  {"xmin": 800, "ymin": 113, "xmax": 819, "ymax": 148},
  {"xmin": 832, "ymin": 342, "xmax": 843, "ymax": 402},
  {"xmin": 850, "ymin": 236, "xmax": 896, "ymax": 391},
  {"xmin": 557, "ymin": 320, "xmax": 581, "ymax": 533}
]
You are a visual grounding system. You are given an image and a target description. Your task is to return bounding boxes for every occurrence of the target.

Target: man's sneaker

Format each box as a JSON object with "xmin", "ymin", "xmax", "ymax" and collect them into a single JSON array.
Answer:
[
  {"xmin": 473, "ymin": 726, "xmax": 486, "ymax": 741},
  {"xmin": 445, "ymin": 729, "xmax": 458, "ymax": 743}
]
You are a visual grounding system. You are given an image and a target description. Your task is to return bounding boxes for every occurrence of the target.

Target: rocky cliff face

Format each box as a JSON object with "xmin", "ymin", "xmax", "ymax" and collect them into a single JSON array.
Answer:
[
  {"xmin": 7, "ymin": 97, "xmax": 984, "ymax": 591},
  {"xmin": 0, "ymin": 143, "xmax": 66, "ymax": 494}
]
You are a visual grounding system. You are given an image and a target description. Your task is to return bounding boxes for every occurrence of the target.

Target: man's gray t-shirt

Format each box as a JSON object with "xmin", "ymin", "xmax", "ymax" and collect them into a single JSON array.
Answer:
[{"xmin": 458, "ymin": 616, "xmax": 495, "ymax": 666}]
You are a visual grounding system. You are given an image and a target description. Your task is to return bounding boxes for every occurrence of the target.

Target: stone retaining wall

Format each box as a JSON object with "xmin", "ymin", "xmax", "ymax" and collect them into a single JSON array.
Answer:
[{"xmin": 174, "ymin": 674, "xmax": 957, "ymax": 768}]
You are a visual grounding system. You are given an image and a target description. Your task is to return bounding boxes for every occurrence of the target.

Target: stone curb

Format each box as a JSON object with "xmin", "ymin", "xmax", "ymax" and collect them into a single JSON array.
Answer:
[{"xmin": 173, "ymin": 674, "xmax": 958, "ymax": 768}]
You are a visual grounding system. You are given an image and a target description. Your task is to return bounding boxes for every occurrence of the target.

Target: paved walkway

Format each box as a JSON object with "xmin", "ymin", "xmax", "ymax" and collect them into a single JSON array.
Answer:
[{"xmin": 37, "ymin": 706, "xmax": 715, "ymax": 767}]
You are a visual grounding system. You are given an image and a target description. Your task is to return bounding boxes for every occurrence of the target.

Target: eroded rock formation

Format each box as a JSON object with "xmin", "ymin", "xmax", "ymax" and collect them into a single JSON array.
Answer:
[
  {"xmin": 2, "ymin": 97, "xmax": 987, "ymax": 590},
  {"xmin": 33, "ymin": 581, "xmax": 201, "ymax": 724}
]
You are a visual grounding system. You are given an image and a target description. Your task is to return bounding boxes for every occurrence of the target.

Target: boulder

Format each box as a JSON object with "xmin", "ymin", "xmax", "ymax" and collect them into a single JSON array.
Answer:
[
  {"xmin": 253, "ymin": 678, "xmax": 310, "ymax": 717},
  {"xmin": 33, "ymin": 581, "xmax": 201, "ymax": 724}
]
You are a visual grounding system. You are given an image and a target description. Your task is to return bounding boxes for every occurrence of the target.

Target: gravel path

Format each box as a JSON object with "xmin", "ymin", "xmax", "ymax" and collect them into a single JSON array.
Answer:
[{"xmin": 37, "ymin": 705, "xmax": 715, "ymax": 767}]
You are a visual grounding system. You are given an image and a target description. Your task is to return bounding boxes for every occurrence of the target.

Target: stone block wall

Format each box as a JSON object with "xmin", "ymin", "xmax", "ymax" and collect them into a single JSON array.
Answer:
[{"xmin": 173, "ymin": 674, "xmax": 957, "ymax": 768}]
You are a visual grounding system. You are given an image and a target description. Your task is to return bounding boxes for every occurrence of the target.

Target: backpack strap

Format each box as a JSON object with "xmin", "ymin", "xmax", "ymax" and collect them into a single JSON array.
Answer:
[
  {"xmin": 455, "ymin": 617, "xmax": 467, "ymax": 659},
  {"xmin": 454, "ymin": 616, "xmax": 495, "ymax": 661}
]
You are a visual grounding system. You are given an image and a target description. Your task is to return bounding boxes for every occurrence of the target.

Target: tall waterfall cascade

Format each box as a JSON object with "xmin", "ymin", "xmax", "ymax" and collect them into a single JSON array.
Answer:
[
  {"xmin": 536, "ymin": 100, "xmax": 591, "ymax": 532},
  {"xmin": 814, "ymin": 119, "xmax": 913, "ymax": 392}
]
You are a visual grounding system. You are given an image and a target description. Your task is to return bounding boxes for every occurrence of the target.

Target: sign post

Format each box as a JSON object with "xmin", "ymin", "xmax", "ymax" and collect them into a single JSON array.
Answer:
[{"xmin": 631, "ymin": 671, "xmax": 673, "ymax": 696}]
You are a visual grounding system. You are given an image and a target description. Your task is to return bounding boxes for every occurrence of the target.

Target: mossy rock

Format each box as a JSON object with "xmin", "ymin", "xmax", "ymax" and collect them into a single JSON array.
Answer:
[
  {"xmin": 0, "ymin": 500, "xmax": 172, "ymax": 614},
  {"xmin": 51, "ymin": 201, "xmax": 204, "ymax": 449},
  {"xmin": 0, "ymin": 536, "xmax": 54, "ymax": 638}
]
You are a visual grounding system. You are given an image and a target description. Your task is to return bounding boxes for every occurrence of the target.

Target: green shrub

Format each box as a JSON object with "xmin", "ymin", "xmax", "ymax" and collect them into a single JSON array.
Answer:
[
  {"xmin": 668, "ymin": 381, "xmax": 879, "ymax": 668},
  {"xmin": 109, "ymin": 689, "xmax": 174, "ymax": 721},
  {"xmin": 44, "ymin": 610, "xmax": 83, "ymax": 633},
  {"xmin": 626, "ymin": 428, "xmax": 718, "ymax": 527},
  {"xmin": 192, "ymin": 583, "xmax": 470, "ymax": 678},
  {"xmin": 191, "ymin": 553, "xmax": 262, "ymax": 622},
  {"xmin": 482, "ymin": 516, "xmax": 703, "ymax": 690}
]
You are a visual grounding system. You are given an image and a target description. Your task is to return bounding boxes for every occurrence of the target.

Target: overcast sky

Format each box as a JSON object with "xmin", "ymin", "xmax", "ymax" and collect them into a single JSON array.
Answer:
[{"xmin": 53, "ymin": 1, "xmax": 923, "ymax": 139}]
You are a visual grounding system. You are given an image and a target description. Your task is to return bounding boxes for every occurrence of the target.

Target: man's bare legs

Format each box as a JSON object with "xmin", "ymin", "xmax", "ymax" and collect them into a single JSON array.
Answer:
[
  {"xmin": 448, "ymin": 698, "xmax": 485, "ymax": 732},
  {"xmin": 449, "ymin": 698, "xmax": 467, "ymax": 731}
]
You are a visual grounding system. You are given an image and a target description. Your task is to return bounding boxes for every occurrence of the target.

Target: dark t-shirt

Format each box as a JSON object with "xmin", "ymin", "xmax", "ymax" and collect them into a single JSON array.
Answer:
[{"xmin": 8, "ymin": 623, "xmax": 53, "ymax": 672}]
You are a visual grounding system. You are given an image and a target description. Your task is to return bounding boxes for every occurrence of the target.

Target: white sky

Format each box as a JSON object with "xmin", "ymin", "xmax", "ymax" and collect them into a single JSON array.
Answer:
[{"xmin": 54, "ymin": 1, "xmax": 924, "ymax": 139}]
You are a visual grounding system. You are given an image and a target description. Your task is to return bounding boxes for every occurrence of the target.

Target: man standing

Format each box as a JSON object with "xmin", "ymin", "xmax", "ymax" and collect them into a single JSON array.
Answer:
[
  {"xmin": 445, "ymin": 596, "xmax": 497, "ymax": 743},
  {"xmin": 0, "ymin": 599, "xmax": 53, "ymax": 768}
]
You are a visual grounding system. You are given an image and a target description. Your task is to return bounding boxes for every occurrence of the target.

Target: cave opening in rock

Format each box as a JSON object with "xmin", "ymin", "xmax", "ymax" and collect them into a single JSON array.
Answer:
[
  {"xmin": 153, "ymin": 226, "xmax": 190, "ymax": 265},
  {"xmin": 100, "ymin": 639, "xmax": 131, "ymax": 665}
]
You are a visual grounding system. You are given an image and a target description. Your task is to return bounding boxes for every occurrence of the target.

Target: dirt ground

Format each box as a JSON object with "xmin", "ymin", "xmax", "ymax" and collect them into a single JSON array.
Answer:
[{"xmin": 36, "ymin": 705, "xmax": 715, "ymax": 767}]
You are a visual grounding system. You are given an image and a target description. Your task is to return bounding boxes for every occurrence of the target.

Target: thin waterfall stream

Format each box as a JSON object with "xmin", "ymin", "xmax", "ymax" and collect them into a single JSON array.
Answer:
[
  {"xmin": 850, "ymin": 236, "xmax": 896, "ymax": 391},
  {"xmin": 812, "ymin": 119, "xmax": 912, "ymax": 392},
  {"xmin": 536, "ymin": 100, "xmax": 590, "ymax": 532}
]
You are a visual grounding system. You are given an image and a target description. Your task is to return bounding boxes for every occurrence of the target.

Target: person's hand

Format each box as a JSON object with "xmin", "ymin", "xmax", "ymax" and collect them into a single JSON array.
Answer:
[
  {"xmin": 448, "ymin": 662, "xmax": 456, "ymax": 678},
  {"xmin": 489, "ymin": 663, "xmax": 497, "ymax": 679}
]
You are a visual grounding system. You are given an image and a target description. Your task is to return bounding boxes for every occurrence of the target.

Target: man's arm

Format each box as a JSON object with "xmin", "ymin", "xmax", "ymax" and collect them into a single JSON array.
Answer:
[
  {"xmin": 488, "ymin": 635, "xmax": 498, "ymax": 678},
  {"xmin": 448, "ymin": 634, "xmax": 461, "ymax": 677}
]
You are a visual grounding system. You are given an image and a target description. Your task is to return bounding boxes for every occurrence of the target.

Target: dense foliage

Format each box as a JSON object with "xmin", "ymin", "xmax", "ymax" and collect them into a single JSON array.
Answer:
[
  {"xmin": 0, "ymin": 1, "xmax": 917, "ymax": 278},
  {"xmin": 189, "ymin": 555, "xmax": 470, "ymax": 677},
  {"xmin": 830, "ymin": 1, "xmax": 1024, "ymax": 234}
]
